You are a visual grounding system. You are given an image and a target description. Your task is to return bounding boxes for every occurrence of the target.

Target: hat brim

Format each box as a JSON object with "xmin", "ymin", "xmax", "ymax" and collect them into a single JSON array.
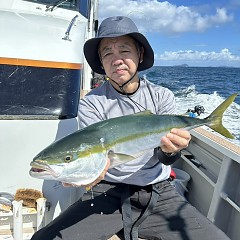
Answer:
[{"xmin": 84, "ymin": 32, "xmax": 154, "ymax": 75}]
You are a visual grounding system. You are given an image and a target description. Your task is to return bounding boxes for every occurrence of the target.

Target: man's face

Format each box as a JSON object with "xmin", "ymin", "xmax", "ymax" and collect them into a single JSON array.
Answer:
[{"xmin": 99, "ymin": 35, "xmax": 142, "ymax": 85}]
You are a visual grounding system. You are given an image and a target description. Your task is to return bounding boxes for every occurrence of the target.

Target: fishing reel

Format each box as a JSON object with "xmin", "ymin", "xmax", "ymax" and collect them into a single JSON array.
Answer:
[{"xmin": 194, "ymin": 105, "xmax": 205, "ymax": 116}]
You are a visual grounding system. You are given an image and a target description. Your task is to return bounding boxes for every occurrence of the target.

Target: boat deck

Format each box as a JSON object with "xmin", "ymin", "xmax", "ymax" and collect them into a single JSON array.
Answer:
[{"xmin": 194, "ymin": 127, "xmax": 240, "ymax": 155}]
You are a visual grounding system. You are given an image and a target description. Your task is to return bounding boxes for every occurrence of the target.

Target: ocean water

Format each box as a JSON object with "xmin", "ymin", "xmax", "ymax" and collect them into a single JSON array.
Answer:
[{"xmin": 140, "ymin": 66, "xmax": 240, "ymax": 146}]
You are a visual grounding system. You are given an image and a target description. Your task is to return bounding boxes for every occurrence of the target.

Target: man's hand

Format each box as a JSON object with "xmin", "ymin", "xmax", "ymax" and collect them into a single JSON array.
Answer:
[
  {"xmin": 62, "ymin": 159, "xmax": 111, "ymax": 188},
  {"xmin": 84, "ymin": 159, "xmax": 111, "ymax": 189},
  {"xmin": 160, "ymin": 128, "xmax": 191, "ymax": 154}
]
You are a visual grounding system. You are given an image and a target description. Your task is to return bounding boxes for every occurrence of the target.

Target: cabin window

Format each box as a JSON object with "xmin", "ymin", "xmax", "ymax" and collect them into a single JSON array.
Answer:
[
  {"xmin": 0, "ymin": 64, "xmax": 81, "ymax": 119},
  {"xmin": 79, "ymin": 0, "xmax": 90, "ymax": 18},
  {"xmin": 24, "ymin": 0, "xmax": 90, "ymax": 18}
]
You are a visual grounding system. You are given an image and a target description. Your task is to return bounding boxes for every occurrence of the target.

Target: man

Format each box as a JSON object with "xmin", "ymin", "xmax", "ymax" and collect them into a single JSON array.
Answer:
[{"xmin": 31, "ymin": 16, "xmax": 230, "ymax": 240}]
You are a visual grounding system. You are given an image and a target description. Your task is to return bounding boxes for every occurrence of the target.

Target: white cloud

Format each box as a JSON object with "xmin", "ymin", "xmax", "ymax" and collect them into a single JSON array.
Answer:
[
  {"xmin": 98, "ymin": 0, "xmax": 239, "ymax": 67},
  {"xmin": 155, "ymin": 48, "xmax": 240, "ymax": 67},
  {"xmin": 98, "ymin": 0, "xmax": 233, "ymax": 34}
]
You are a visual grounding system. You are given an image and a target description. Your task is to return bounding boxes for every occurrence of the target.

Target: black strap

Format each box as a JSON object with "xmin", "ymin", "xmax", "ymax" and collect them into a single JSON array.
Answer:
[
  {"xmin": 157, "ymin": 148, "xmax": 181, "ymax": 165},
  {"xmin": 121, "ymin": 185, "xmax": 132, "ymax": 240},
  {"xmin": 131, "ymin": 184, "xmax": 160, "ymax": 239},
  {"xmin": 121, "ymin": 184, "xmax": 160, "ymax": 240}
]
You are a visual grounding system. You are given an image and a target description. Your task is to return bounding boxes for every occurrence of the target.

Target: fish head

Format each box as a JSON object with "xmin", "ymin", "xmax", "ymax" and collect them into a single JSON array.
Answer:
[
  {"xmin": 29, "ymin": 132, "xmax": 108, "ymax": 185},
  {"xmin": 29, "ymin": 142, "xmax": 80, "ymax": 180}
]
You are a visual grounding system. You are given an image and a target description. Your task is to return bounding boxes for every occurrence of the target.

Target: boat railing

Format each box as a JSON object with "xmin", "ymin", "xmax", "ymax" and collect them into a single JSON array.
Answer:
[
  {"xmin": 174, "ymin": 127, "xmax": 240, "ymax": 240},
  {"xmin": 62, "ymin": 14, "xmax": 79, "ymax": 41}
]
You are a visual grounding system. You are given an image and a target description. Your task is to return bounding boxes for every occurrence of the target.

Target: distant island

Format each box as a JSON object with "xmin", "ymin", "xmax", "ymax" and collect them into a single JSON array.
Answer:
[{"xmin": 174, "ymin": 64, "xmax": 189, "ymax": 67}]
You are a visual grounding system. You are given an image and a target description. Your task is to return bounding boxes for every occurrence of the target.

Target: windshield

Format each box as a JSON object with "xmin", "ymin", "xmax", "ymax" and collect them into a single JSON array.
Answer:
[{"xmin": 24, "ymin": 0, "xmax": 90, "ymax": 18}]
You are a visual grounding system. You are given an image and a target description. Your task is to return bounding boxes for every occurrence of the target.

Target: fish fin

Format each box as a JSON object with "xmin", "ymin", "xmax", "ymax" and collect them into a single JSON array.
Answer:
[
  {"xmin": 108, "ymin": 151, "xmax": 136, "ymax": 168},
  {"xmin": 132, "ymin": 110, "xmax": 153, "ymax": 116},
  {"xmin": 206, "ymin": 93, "xmax": 238, "ymax": 139}
]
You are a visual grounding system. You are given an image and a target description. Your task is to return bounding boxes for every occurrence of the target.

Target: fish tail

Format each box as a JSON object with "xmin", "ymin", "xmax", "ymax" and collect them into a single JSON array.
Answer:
[{"xmin": 205, "ymin": 93, "xmax": 238, "ymax": 139}]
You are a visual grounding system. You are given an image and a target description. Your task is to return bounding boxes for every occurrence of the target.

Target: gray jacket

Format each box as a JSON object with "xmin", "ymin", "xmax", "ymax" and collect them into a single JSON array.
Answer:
[{"xmin": 78, "ymin": 77, "xmax": 176, "ymax": 185}]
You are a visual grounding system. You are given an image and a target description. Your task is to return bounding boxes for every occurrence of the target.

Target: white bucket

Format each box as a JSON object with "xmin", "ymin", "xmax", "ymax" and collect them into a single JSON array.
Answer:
[{"xmin": 172, "ymin": 168, "xmax": 191, "ymax": 196}]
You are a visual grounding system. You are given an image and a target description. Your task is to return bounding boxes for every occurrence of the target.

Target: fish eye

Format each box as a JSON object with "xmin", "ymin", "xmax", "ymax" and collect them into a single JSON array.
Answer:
[{"xmin": 64, "ymin": 155, "xmax": 73, "ymax": 163}]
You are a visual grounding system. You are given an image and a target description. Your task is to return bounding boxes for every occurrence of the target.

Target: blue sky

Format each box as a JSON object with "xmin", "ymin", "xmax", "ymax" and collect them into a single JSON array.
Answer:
[{"xmin": 98, "ymin": 0, "xmax": 240, "ymax": 67}]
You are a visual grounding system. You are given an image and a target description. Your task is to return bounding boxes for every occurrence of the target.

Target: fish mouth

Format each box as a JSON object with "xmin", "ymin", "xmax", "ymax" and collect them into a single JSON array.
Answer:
[
  {"xmin": 30, "ymin": 167, "xmax": 48, "ymax": 174},
  {"xmin": 29, "ymin": 161, "xmax": 59, "ymax": 177}
]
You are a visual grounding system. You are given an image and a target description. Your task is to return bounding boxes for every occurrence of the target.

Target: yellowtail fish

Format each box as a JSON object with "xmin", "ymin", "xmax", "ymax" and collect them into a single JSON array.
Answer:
[{"xmin": 29, "ymin": 93, "xmax": 237, "ymax": 185}]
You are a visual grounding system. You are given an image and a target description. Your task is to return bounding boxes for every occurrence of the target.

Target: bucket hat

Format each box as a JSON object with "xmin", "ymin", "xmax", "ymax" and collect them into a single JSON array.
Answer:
[{"xmin": 84, "ymin": 16, "xmax": 154, "ymax": 74}]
